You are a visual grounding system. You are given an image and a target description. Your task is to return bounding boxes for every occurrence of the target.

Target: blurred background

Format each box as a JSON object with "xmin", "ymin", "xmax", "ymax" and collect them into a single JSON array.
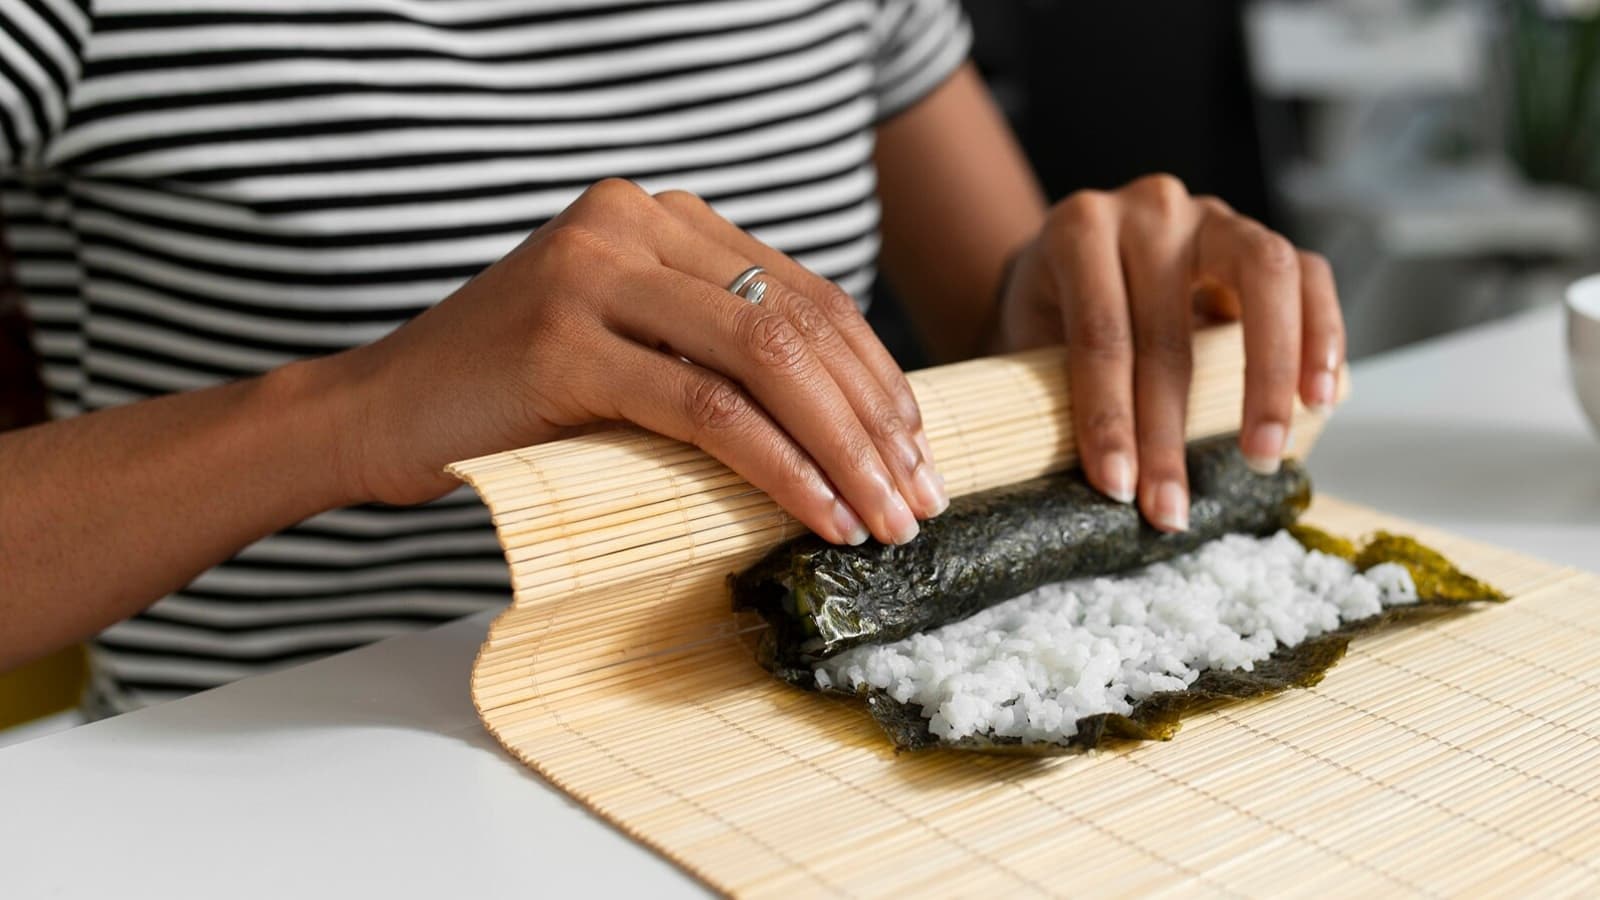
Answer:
[
  {"xmin": 872, "ymin": 0, "xmax": 1600, "ymax": 366},
  {"xmin": 5, "ymin": 0, "xmax": 1600, "ymax": 740}
]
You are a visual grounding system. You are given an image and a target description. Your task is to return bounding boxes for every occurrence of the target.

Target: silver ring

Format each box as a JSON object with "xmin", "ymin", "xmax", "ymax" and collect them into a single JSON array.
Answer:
[{"xmin": 727, "ymin": 265, "xmax": 768, "ymax": 305}]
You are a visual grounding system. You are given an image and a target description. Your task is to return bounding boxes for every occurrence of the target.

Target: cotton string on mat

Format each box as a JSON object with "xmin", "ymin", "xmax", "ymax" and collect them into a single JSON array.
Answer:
[{"xmin": 450, "ymin": 323, "xmax": 1600, "ymax": 898}]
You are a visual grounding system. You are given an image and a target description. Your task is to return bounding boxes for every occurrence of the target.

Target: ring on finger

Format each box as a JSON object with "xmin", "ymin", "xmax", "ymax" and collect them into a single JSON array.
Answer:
[{"xmin": 727, "ymin": 265, "xmax": 769, "ymax": 305}]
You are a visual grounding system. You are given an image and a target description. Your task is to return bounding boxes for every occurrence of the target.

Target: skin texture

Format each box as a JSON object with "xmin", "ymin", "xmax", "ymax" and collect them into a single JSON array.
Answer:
[
  {"xmin": 875, "ymin": 65, "xmax": 1345, "ymax": 535},
  {"xmin": 0, "ymin": 63, "xmax": 1344, "ymax": 671}
]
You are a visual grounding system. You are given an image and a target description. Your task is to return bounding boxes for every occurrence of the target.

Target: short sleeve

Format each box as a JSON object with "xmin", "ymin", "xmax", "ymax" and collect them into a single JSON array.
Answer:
[
  {"xmin": 869, "ymin": 0, "xmax": 972, "ymax": 122},
  {"xmin": 0, "ymin": 0, "xmax": 91, "ymax": 170}
]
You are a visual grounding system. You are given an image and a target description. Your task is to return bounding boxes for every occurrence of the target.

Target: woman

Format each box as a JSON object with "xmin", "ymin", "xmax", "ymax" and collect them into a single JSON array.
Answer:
[{"xmin": 0, "ymin": 1, "xmax": 1342, "ymax": 716}]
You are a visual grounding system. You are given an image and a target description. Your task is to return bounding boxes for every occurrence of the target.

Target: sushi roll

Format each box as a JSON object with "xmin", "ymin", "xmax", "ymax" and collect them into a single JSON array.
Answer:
[
  {"xmin": 733, "ymin": 435, "xmax": 1314, "ymax": 682},
  {"xmin": 732, "ymin": 436, "xmax": 1506, "ymax": 754}
]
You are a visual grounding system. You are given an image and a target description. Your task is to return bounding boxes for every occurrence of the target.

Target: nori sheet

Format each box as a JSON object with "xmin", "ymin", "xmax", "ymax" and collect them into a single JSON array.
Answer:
[
  {"xmin": 860, "ymin": 528, "xmax": 1507, "ymax": 754},
  {"xmin": 730, "ymin": 437, "xmax": 1508, "ymax": 755},
  {"xmin": 732, "ymin": 434, "xmax": 1312, "ymax": 683}
]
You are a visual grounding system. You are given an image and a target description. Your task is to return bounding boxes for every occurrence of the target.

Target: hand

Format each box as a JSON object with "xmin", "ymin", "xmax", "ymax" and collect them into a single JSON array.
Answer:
[
  {"xmin": 324, "ymin": 179, "xmax": 947, "ymax": 546},
  {"xmin": 990, "ymin": 174, "xmax": 1344, "ymax": 532}
]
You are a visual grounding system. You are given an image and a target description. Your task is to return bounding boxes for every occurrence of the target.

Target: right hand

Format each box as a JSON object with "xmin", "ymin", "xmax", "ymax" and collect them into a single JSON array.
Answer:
[{"xmin": 326, "ymin": 179, "xmax": 947, "ymax": 546}]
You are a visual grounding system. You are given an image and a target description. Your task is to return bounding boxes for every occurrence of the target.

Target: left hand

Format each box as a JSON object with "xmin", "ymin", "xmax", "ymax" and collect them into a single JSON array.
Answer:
[{"xmin": 989, "ymin": 173, "xmax": 1344, "ymax": 533}]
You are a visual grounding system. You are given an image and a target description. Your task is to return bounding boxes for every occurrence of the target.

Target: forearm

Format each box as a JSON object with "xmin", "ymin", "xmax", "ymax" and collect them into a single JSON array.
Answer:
[
  {"xmin": 0, "ymin": 168, "xmax": 980, "ymax": 672},
  {"xmin": 874, "ymin": 63, "xmax": 1048, "ymax": 363},
  {"xmin": 0, "ymin": 356, "xmax": 363, "ymax": 670}
]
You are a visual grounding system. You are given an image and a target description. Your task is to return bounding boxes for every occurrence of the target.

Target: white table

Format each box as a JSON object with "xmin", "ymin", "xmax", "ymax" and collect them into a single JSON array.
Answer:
[
  {"xmin": 3, "ymin": 304, "xmax": 1596, "ymax": 898},
  {"xmin": 1310, "ymin": 303, "xmax": 1599, "ymax": 571}
]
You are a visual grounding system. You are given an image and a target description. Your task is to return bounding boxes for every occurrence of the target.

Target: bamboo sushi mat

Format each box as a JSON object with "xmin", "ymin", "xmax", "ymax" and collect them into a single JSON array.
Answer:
[{"xmin": 451, "ymin": 326, "xmax": 1600, "ymax": 898}]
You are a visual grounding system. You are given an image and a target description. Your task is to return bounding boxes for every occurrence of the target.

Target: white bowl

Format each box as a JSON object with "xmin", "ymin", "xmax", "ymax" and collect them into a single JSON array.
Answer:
[{"xmin": 1566, "ymin": 274, "xmax": 1600, "ymax": 437}]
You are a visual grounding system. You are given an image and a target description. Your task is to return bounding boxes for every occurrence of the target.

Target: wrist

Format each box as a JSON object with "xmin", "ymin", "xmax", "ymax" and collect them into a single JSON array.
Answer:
[{"xmin": 254, "ymin": 350, "xmax": 377, "ymax": 509}]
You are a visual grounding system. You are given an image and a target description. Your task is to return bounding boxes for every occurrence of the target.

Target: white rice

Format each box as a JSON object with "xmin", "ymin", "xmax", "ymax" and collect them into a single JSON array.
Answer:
[{"xmin": 815, "ymin": 531, "xmax": 1417, "ymax": 744}]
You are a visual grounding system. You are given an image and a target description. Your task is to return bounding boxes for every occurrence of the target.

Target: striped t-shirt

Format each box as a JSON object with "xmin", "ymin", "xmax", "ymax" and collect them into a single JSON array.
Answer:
[{"xmin": 0, "ymin": 0, "xmax": 971, "ymax": 716}]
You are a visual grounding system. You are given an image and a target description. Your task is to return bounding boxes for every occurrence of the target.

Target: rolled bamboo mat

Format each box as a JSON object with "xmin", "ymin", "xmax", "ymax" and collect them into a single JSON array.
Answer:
[{"xmin": 450, "ymin": 325, "xmax": 1600, "ymax": 896}]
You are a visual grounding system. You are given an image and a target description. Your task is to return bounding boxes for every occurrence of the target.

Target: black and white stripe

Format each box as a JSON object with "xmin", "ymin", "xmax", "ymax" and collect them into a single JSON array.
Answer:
[{"xmin": 0, "ymin": 0, "xmax": 970, "ymax": 715}]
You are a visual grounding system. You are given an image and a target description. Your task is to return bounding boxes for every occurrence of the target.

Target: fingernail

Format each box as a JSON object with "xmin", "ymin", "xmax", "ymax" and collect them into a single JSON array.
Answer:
[
  {"xmin": 909, "ymin": 461, "xmax": 949, "ymax": 517},
  {"xmin": 832, "ymin": 499, "xmax": 870, "ymax": 546},
  {"xmin": 1244, "ymin": 422, "xmax": 1286, "ymax": 475},
  {"xmin": 882, "ymin": 492, "xmax": 921, "ymax": 545},
  {"xmin": 1307, "ymin": 370, "xmax": 1337, "ymax": 410},
  {"xmin": 1102, "ymin": 452, "xmax": 1136, "ymax": 504},
  {"xmin": 1153, "ymin": 481, "xmax": 1189, "ymax": 532}
]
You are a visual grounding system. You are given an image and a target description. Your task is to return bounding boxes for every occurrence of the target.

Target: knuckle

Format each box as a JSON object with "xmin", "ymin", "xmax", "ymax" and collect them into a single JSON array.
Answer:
[
  {"xmin": 1298, "ymin": 249, "xmax": 1332, "ymax": 280},
  {"xmin": 654, "ymin": 189, "xmax": 710, "ymax": 216},
  {"xmin": 816, "ymin": 284, "xmax": 863, "ymax": 321},
  {"xmin": 743, "ymin": 312, "xmax": 809, "ymax": 373},
  {"xmin": 861, "ymin": 399, "xmax": 910, "ymax": 445},
  {"xmin": 1083, "ymin": 407, "xmax": 1133, "ymax": 444},
  {"xmin": 583, "ymin": 177, "xmax": 647, "ymax": 214},
  {"xmin": 1051, "ymin": 190, "xmax": 1112, "ymax": 233},
  {"xmin": 1245, "ymin": 228, "xmax": 1299, "ymax": 275},
  {"xmin": 1071, "ymin": 309, "xmax": 1133, "ymax": 357},
  {"xmin": 685, "ymin": 377, "xmax": 750, "ymax": 434},
  {"xmin": 842, "ymin": 438, "xmax": 884, "ymax": 481},
  {"xmin": 786, "ymin": 295, "xmax": 835, "ymax": 345},
  {"xmin": 1193, "ymin": 194, "xmax": 1233, "ymax": 220},
  {"xmin": 538, "ymin": 226, "xmax": 624, "ymax": 283},
  {"xmin": 1136, "ymin": 325, "xmax": 1194, "ymax": 362},
  {"xmin": 1131, "ymin": 173, "xmax": 1189, "ymax": 215}
]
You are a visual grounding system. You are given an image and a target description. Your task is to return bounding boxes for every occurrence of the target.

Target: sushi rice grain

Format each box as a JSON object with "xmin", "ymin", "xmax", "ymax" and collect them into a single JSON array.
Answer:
[{"xmin": 816, "ymin": 531, "xmax": 1417, "ymax": 744}]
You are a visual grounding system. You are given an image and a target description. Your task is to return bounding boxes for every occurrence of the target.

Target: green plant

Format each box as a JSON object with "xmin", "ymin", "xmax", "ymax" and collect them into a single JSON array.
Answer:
[{"xmin": 1509, "ymin": 0, "xmax": 1600, "ymax": 189}]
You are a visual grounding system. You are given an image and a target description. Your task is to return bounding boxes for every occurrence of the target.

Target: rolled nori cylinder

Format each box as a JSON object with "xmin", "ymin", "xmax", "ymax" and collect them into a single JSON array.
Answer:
[
  {"xmin": 733, "ymin": 434, "xmax": 1312, "ymax": 683},
  {"xmin": 862, "ymin": 528, "xmax": 1507, "ymax": 754}
]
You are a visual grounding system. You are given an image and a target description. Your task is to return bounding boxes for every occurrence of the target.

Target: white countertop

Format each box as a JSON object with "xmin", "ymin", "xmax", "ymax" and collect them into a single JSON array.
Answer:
[
  {"xmin": 1309, "ymin": 303, "xmax": 1599, "ymax": 571},
  {"xmin": 3, "ymin": 303, "xmax": 1596, "ymax": 898}
]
